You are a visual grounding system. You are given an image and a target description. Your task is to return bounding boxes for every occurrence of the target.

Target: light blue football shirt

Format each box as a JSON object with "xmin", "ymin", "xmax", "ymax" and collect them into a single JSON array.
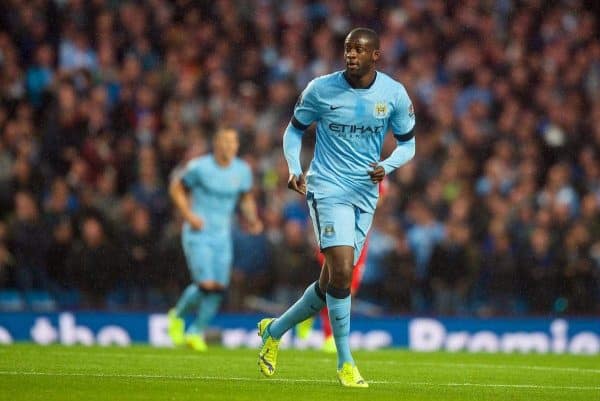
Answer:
[
  {"xmin": 180, "ymin": 154, "xmax": 252, "ymax": 236},
  {"xmin": 293, "ymin": 70, "xmax": 415, "ymax": 211}
]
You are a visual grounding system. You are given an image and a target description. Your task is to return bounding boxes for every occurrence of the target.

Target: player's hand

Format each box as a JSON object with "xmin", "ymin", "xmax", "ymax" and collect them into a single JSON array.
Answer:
[
  {"xmin": 287, "ymin": 173, "xmax": 307, "ymax": 195},
  {"xmin": 247, "ymin": 219, "xmax": 264, "ymax": 235},
  {"xmin": 368, "ymin": 163, "xmax": 386, "ymax": 183},
  {"xmin": 186, "ymin": 213, "xmax": 204, "ymax": 230}
]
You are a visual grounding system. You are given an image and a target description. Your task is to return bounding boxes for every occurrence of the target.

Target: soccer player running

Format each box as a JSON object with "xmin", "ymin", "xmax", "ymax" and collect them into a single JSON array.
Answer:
[
  {"xmin": 168, "ymin": 128, "xmax": 263, "ymax": 351},
  {"xmin": 257, "ymin": 28, "xmax": 416, "ymax": 388}
]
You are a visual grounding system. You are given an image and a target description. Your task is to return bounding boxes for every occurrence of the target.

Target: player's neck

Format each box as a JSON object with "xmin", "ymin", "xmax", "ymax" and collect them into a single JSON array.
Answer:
[
  {"xmin": 214, "ymin": 154, "xmax": 233, "ymax": 167},
  {"xmin": 343, "ymin": 70, "xmax": 377, "ymax": 89}
]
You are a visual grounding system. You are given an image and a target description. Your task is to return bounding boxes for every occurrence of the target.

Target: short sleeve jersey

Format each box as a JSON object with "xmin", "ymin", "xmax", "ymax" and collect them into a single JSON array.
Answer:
[{"xmin": 181, "ymin": 154, "xmax": 252, "ymax": 235}]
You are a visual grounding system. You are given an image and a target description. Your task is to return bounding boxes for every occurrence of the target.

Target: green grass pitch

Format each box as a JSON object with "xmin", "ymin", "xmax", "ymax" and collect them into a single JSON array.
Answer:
[{"xmin": 1, "ymin": 344, "xmax": 599, "ymax": 401}]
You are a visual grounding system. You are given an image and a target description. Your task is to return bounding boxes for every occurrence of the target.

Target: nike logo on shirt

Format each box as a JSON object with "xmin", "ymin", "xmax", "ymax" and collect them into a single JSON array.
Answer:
[{"xmin": 330, "ymin": 105, "xmax": 343, "ymax": 110}]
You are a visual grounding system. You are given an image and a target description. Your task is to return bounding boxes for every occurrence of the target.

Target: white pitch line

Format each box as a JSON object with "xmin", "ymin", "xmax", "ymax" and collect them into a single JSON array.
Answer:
[
  {"xmin": 0, "ymin": 371, "xmax": 332, "ymax": 383},
  {"xmin": 311, "ymin": 358, "xmax": 600, "ymax": 374},
  {"xmin": 0, "ymin": 371, "xmax": 599, "ymax": 391},
  {"xmin": 367, "ymin": 361, "xmax": 600, "ymax": 375}
]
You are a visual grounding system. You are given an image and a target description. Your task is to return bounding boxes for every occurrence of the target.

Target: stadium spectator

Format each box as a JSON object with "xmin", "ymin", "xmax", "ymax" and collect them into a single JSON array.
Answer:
[
  {"xmin": 7, "ymin": 191, "xmax": 51, "ymax": 292},
  {"xmin": 120, "ymin": 207, "xmax": 160, "ymax": 307},
  {"xmin": 65, "ymin": 214, "xmax": 122, "ymax": 308},
  {"xmin": 0, "ymin": 222, "xmax": 15, "ymax": 289},
  {"xmin": 562, "ymin": 222, "xmax": 598, "ymax": 314},
  {"xmin": 477, "ymin": 224, "xmax": 521, "ymax": 316},
  {"xmin": 380, "ymin": 231, "xmax": 415, "ymax": 313},
  {"xmin": 519, "ymin": 228, "xmax": 561, "ymax": 314},
  {"xmin": 45, "ymin": 217, "xmax": 75, "ymax": 297},
  {"xmin": 428, "ymin": 221, "xmax": 478, "ymax": 315}
]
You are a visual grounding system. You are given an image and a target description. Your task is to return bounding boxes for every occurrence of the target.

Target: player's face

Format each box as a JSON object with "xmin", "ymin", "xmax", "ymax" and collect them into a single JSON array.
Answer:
[
  {"xmin": 344, "ymin": 37, "xmax": 379, "ymax": 77},
  {"xmin": 214, "ymin": 129, "xmax": 239, "ymax": 161}
]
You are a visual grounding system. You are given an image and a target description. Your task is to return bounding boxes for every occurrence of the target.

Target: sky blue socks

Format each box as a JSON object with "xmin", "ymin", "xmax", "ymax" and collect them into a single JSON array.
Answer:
[
  {"xmin": 326, "ymin": 286, "xmax": 354, "ymax": 369},
  {"xmin": 174, "ymin": 284, "xmax": 201, "ymax": 317},
  {"xmin": 174, "ymin": 285, "xmax": 224, "ymax": 336},
  {"xmin": 188, "ymin": 291, "xmax": 223, "ymax": 335},
  {"xmin": 267, "ymin": 281, "xmax": 326, "ymax": 340}
]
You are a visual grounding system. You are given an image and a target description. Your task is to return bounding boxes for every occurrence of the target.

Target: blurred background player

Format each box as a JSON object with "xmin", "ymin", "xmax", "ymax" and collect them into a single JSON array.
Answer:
[
  {"xmin": 297, "ymin": 179, "xmax": 389, "ymax": 352},
  {"xmin": 257, "ymin": 28, "xmax": 416, "ymax": 388},
  {"xmin": 167, "ymin": 128, "xmax": 262, "ymax": 351}
]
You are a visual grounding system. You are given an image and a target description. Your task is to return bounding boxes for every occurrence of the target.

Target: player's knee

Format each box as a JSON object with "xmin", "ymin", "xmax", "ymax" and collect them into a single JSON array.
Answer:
[
  {"xmin": 328, "ymin": 264, "xmax": 353, "ymax": 287},
  {"xmin": 198, "ymin": 281, "xmax": 225, "ymax": 293},
  {"xmin": 324, "ymin": 246, "xmax": 354, "ymax": 286}
]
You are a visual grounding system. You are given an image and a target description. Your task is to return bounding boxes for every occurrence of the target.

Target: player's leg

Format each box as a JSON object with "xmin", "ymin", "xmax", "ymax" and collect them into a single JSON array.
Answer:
[
  {"xmin": 325, "ymin": 245, "xmax": 367, "ymax": 387},
  {"xmin": 319, "ymin": 203, "xmax": 355, "ymax": 368},
  {"xmin": 184, "ymin": 284, "xmax": 220, "ymax": 351},
  {"xmin": 186, "ymin": 238, "xmax": 231, "ymax": 351},
  {"xmin": 260, "ymin": 273, "xmax": 327, "ymax": 341},
  {"xmin": 323, "ymin": 204, "xmax": 372, "ymax": 388},
  {"xmin": 323, "ymin": 245, "xmax": 354, "ymax": 362},
  {"xmin": 321, "ymin": 240, "xmax": 367, "ymax": 353},
  {"xmin": 258, "ymin": 278, "xmax": 326, "ymax": 376},
  {"xmin": 296, "ymin": 255, "xmax": 328, "ymax": 340},
  {"xmin": 168, "ymin": 236, "xmax": 204, "ymax": 346},
  {"xmin": 351, "ymin": 238, "xmax": 369, "ymax": 295},
  {"xmin": 168, "ymin": 284, "xmax": 199, "ymax": 346}
]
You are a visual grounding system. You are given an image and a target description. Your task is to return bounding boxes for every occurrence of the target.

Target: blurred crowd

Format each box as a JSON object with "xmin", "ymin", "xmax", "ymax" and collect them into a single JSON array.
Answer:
[{"xmin": 0, "ymin": 0, "xmax": 599, "ymax": 316}]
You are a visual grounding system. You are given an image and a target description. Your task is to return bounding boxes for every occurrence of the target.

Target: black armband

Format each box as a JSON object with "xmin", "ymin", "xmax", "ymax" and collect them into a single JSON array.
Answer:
[
  {"xmin": 291, "ymin": 116, "xmax": 310, "ymax": 131},
  {"xmin": 393, "ymin": 128, "xmax": 415, "ymax": 142}
]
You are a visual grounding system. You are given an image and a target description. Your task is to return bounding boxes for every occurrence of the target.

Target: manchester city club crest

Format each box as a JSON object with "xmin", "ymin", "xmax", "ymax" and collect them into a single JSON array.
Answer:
[
  {"xmin": 323, "ymin": 224, "xmax": 335, "ymax": 237},
  {"xmin": 373, "ymin": 101, "xmax": 389, "ymax": 118}
]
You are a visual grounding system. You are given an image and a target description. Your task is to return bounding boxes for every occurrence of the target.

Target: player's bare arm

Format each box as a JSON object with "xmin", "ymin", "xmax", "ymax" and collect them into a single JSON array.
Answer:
[
  {"xmin": 239, "ymin": 191, "xmax": 263, "ymax": 234},
  {"xmin": 169, "ymin": 178, "xmax": 203, "ymax": 230}
]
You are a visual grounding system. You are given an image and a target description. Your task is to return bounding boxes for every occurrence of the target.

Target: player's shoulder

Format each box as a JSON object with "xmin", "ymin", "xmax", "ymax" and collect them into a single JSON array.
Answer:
[
  {"xmin": 376, "ymin": 71, "xmax": 408, "ymax": 93},
  {"xmin": 312, "ymin": 71, "xmax": 344, "ymax": 84},
  {"xmin": 185, "ymin": 154, "xmax": 212, "ymax": 170},
  {"xmin": 232, "ymin": 157, "xmax": 251, "ymax": 172},
  {"xmin": 306, "ymin": 71, "xmax": 345, "ymax": 91}
]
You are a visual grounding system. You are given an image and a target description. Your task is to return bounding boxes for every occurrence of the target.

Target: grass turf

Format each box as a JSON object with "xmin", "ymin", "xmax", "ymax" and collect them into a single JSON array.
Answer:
[{"xmin": 1, "ymin": 344, "xmax": 599, "ymax": 401}]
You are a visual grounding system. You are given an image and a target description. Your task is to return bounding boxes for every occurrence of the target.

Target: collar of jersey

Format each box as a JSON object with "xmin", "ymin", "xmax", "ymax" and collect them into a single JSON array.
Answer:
[{"xmin": 342, "ymin": 70, "xmax": 378, "ymax": 90}]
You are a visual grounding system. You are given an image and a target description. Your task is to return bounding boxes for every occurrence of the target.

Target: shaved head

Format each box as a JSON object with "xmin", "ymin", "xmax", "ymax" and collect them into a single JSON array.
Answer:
[
  {"xmin": 345, "ymin": 28, "xmax": 380, "ymax": 50},
  {"xmin": 343, "ymin": 27, "xmax": 380, "ymax": 85}
]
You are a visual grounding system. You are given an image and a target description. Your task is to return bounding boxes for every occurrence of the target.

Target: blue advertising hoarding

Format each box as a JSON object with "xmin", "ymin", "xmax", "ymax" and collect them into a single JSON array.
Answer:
[{"xmin": 0, "ymin": 312, "xmax": 598, "ymax": 354}]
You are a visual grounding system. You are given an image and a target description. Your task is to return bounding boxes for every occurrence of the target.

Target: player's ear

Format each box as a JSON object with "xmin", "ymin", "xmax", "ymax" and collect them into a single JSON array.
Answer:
[{"xmin": 372, "ymin": 49, "xmax": 380, "ymax": 63}]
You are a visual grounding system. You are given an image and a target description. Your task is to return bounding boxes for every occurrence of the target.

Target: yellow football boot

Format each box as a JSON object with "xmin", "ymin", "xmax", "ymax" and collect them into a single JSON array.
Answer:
[
  {"xmin": 257, "ymin": 318, "xmax": 280, "ymax": 377},
  {"xmin": 337, "ymin": 363, "xmax": 368, "ymax": 388},
  {"xmin": 185, "ymin": 333, "xmax": 208, "ymax": 352},
  {"xmin": 167, "ymin": 309, "xmax": 185, "ymax": 346}
]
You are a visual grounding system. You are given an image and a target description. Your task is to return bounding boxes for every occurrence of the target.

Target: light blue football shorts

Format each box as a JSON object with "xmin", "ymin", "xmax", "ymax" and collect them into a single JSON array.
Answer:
[
  {"xmin": 306, "ymin": 192, "xmax": 374, "ymax": 263},
  {"xmin": 181, "ymin": 231, "xmax": 233, "ymax": 286}
]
